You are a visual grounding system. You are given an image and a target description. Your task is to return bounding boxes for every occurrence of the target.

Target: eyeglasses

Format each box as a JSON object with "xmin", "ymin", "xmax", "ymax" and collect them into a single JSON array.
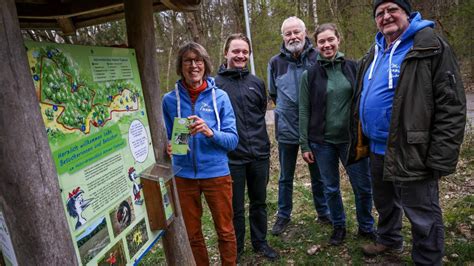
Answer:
[
  {"xmin": 375, "ymin": 7, "xmax": 401, "ymax": 19},
  {"xmin": 283, "ymin": 29, "xmax": 303, "ymax": 38},
  {"xmin": 183, "ymin": 58, "xmax": 204, "ymax": 66}
]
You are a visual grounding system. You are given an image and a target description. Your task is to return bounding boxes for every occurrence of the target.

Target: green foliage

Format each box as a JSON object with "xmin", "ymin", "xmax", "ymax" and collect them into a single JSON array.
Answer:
[
  {"xmin": 151, "ymin": 1, "xmax": 471, "ymax": 94},
  {"xmin": 444, "ymin": 195, "xmax": 474, "ymax": 228},
  {"xmin": 23, "ymin": 1, "xmax": 472, "ymax": 92},
  {"xmin": 445, "ymin": 240, "xmax": 474, "ymax": 263},
  {"xmin": 443, "ymin": 194, "xmax": 474, "ymax": 263}
]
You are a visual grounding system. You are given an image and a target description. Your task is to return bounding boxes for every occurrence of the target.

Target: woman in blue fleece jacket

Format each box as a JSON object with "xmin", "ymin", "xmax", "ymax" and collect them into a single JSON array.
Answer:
[{"xmin": 162, "ymin": 42, "xmax": 238, "ymax": 266}]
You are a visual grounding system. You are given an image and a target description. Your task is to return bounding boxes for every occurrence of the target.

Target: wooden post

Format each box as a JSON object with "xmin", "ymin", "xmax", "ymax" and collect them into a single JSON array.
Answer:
[
  {"xmin": 0, "ymin": 0, "xmax": 78, "ymax": 264},
  {"xmin": 123, "ymin": 0, "xmax": 195, "ymax": 265}
]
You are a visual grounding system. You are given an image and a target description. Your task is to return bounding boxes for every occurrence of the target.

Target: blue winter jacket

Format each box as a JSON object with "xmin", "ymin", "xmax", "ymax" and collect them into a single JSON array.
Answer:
[
  {"xmin": 359, "ymin": 13, "xmax": 434, "ymax": 154},
  {"xmin": 162, "ymin": 77, "xmax": 238, "ymax": 179},
  {"xmin": 268, "ymin": 37, "xmax": 318, "ymax": 144}
]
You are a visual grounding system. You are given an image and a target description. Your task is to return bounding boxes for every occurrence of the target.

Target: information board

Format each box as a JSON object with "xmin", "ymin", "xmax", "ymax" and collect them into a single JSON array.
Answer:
[{"xmin": 25, "ymin": 41, "xmax": 161, "ymax": 265}]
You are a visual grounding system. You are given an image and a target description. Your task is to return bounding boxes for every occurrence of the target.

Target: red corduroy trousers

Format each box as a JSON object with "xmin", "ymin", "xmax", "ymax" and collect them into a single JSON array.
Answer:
[{"xmin": 175, "ymin": 175, "xmax": 237, "ymax": 266}]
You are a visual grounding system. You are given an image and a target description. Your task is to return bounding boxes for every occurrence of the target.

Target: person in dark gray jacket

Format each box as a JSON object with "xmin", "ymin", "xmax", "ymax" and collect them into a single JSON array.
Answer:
[
  {"xmin": 268, "ymin": 16, "xmax": 330, "ymax": 236},
  {"xmin": 216, "ymin": 33, "xmax": 278, "ymax": 262},
  {"xmin": 348, "ymin": 1, "xmax": 466, "ymax": 264}
]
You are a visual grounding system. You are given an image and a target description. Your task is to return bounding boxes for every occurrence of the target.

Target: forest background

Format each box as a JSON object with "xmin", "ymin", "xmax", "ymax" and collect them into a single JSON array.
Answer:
[
  {"xmin": 22, "ymin": 0, "xmax": 473, "ymax": 264},
  {"xmin": 22, "ymin": 0, "xmax": 473, "ymax": 93}
]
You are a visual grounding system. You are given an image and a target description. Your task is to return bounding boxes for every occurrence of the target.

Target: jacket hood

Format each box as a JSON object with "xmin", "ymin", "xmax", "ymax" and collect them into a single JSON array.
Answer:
[
  {"xmin": 368, "ymin": 12, "xmax": 434, "ymax": 90},
  {"xmin": 375, "ymin": 12, "xmax": 434, "ymax": 49},
  {"xmin": 217, "ymin": 64, "xmax": 250, "ymax": 79},
  {"xmin": 279, "ymin": 36, "xmax": 314, "ymax": 60}
]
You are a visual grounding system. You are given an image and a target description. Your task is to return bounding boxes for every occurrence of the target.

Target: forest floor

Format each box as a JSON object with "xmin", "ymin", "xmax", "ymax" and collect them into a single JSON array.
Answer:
[
  {"xmin": 141, "ymin": 118, "xmax": 473, "ymax": 266},
  {"xmin": 139, "ymin": 60, "xmax": 474, "ymax": 265}
]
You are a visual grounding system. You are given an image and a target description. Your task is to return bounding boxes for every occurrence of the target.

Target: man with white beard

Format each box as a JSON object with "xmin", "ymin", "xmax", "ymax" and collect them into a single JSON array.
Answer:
[{"xmin": 268, "ymin": 16, "xmax": 330, "ymax": 235}]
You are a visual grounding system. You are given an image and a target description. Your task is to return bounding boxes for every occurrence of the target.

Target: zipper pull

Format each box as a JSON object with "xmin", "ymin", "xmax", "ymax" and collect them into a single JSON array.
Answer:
[{"xmin": 447, "ymin": 71, "xmax": 456, "ymax": 85}]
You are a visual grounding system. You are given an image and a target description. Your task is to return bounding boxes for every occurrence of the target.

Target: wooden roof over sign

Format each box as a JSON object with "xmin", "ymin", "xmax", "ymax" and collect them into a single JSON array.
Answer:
[{"xmin": 15, "ymin": 0, "xmax": 201, "ymax": 34}]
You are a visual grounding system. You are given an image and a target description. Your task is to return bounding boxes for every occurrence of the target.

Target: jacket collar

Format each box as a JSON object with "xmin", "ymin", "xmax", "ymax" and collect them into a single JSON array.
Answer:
[
  {"xmin": 178, "ymin": 76, "xmax": 216, "ymax": 91},
  {"xmin": 317, "ymin": 51, "xmax": 345, "ymax": 67},
  {"xmin": 279, "ymin": 36, "xmax": 314, "ymax": 61},
  {"xmin": 217, "ymin": 64, "xmax": 249, "ymax": 79},
  {"xmin": 406, "ymin": 27, "xmax": 442, "ymax": 59}
]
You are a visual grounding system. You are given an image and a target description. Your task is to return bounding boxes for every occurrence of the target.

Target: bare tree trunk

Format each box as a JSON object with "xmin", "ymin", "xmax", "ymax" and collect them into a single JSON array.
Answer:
[
  {"xmin": 434, "ymin": 0, "xmax": 441, "ymax": 19},
  {"xmin": 1, "ymin": 0, "xmax": 78, "ymax": 264},
  {"xmin": 26, "ymin": 29, "xmax": 38, "ymax": 41},
  {"xmin": 218, "ymin": 0, "xmax": 226, "ymax": 60},
  {"xmin": 219, "ymin": 17, "xmax": 225, "ymax": 61},
  {"xmin": 184, "ymin": 11, "xmax": 206, "ymax": 47},
  {"xmin": 233, "ymin": 0, "xmax": 244, "ymax": 33},
  {"xmin": 327, "ymin": 0, "xmax": 340, "ymax": 25},
  {"xmin": 328, "ymin": 0, "xmax": 335, "ymax": 18},
  {"xmin": 312, "ymin": 0, "xmax": 318, "ymax": 28},
  {"xmin": 296, "ymin": 0, "xmax": 301, "ymax": 17}
]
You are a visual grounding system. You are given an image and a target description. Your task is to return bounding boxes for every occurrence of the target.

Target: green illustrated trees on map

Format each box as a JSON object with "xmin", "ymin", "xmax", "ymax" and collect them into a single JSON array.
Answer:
[
  {"xmin": 25, "ymin": 41, "xmax": 161, "ymax": 266},
  {"xmin": 30, "ymin": 45, "xmax": 141, "ymax": 138}
]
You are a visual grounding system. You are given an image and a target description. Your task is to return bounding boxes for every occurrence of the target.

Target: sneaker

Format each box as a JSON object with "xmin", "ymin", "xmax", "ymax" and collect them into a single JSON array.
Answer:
[
  {"xmin": 357, "ymin": 229, "xmax": 377, "ymax": 241},
  {"xmin": 254, "ymin": 243, "xmax": 279, "ymax": 261},
  {"xmin": 271, "ymin": 217, "xmax": 290, "ymax": 235},
  {"xmin": 329, "ymin": 227, "xmax": 346, "ymax": 246},
  {"xmin": 361, "ymin": 242, "xmax": 404, "ymax": 256},
  {"xmin": 317, "ymin": 215, "xmax": 332, "ymax": 225}
]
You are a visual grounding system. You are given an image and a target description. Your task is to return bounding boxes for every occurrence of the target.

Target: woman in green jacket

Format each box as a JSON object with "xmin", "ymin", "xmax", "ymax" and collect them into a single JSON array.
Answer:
[{"xmin": 299, "ymin": 23, "xmax": 374, "ymax": 246}]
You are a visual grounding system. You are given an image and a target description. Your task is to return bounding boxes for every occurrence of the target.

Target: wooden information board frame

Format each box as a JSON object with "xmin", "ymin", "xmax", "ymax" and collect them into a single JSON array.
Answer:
[{"xmin": 140, "ymin": 163, "xmax": 177, "ymax": 230}]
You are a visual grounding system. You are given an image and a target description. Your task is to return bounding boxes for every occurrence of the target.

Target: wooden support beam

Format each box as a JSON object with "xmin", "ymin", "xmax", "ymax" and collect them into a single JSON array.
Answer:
[
  {"xmin": 16, "ymin": 0, "xmax": 123, "ymax": 19},
  {"xmin": 15, "ymin": 0, "xmax": 201, "ymax": 32},
  {"xmin": 0, "ymin": 0, "xmax": 78, "ymax": 264},
  {"xmin": 123, "ymin": 0, "xmax": 195, "ymax": 265},
  {"xmin": 161, "ymin": 0, "xmax": 201, "ymax": 11},
  {"xmin": 74, "ymin": 12, "xmax": 123, "ymax": 29},
  {"xmin": 19, "ymin": 20, "xmax": 60, "ymax": 30},
  {"xmin": 57, "ymin": 17, "xmax": 75, "ymax": 35},
  {"xmin": 18, "ymin": 4, "xmax": 167, "ymax": 31}
]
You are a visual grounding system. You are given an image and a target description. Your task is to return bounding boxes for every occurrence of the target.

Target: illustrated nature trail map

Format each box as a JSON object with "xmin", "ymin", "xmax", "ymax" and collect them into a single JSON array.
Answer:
[{"xmin": 25, "ymin": 41, "xmax": 161, "ymax": 266}]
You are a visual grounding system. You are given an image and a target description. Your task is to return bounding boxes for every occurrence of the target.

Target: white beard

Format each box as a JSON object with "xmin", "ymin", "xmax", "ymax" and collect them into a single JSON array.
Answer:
[{"xmin": 285, "ymin": 39, "xmax": 305, "ymax": 54}]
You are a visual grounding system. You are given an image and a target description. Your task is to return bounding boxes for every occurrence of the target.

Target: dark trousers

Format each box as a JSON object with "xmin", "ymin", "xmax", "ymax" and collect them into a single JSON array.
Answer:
[
  {"xmin": 277, "ymin": 143, "xmax": 329, "ymax": 219},
  {"xmin": 370, "ymin": 153, "xmax": 444, "ymax": 265},
  {"xmin": 229, "ymin": 159, "xmax": 269, "ymax": 254}
]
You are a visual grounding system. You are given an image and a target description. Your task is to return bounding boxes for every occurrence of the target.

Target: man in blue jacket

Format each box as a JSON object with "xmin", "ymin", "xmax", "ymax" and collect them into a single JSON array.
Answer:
[
  {"xmin": 348, "ymin": 1, "xmax": 466, "ymax": 264},
  {"xmin": 268, "ymin": 16, "xmax": 330, "ymax": 235}
]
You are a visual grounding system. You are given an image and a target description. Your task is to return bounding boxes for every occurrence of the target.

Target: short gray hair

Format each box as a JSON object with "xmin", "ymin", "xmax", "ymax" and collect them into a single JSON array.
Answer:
[{"xmin": 281, "ymin": 16, "xmax": 306, "ymax": 35}]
